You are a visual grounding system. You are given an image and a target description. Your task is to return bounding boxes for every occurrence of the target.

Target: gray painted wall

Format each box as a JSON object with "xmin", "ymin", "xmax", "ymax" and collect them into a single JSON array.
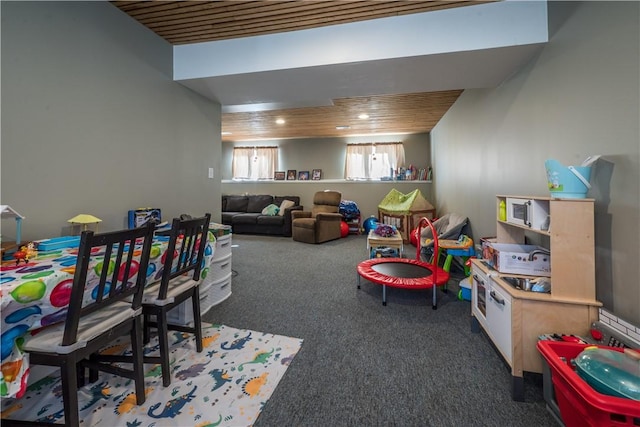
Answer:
[
  {"xmin": 1, "ymin": 2, "xmax": 222, "ymax": 240},
  {"xmin": 431, "ymin": 2, "xmax": 640, "ymax": 324}
]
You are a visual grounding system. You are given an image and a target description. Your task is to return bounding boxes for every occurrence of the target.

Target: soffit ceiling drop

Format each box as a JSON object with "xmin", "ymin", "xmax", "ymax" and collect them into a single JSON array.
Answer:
[{"xmin": 112, "ymin": 1, "xmax": 548, "ymax": 141}]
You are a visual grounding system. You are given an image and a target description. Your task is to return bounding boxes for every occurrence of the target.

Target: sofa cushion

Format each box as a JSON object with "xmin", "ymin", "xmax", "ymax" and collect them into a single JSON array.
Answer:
[
  {"xmin": 221, "ymin": 212, "xmax": 241, "ymax": 224},
  {"xmin": 247, "ymin": 195, "xmax": 274, "ymax": 213},
  {"xmin": 262, "ymin": 204, "xmax": 280, "ymax": 216},
  {"xmin": 293, "ymin": 218, "xmax": 316, "ymax": 230},
  {"xmin": 278, "ymin": 199, "xmax": 295, "ymax": 216},
  {"xmin": 313, "ymin": 191, "xmax": 341, "ymax": 206},
  {"xmin": 225, "ymin": 195, "xmax": 248, "ymax": 212},
  {"xmin": 231, "ymin": 213, "xmax": 260, "ymax": 225},
  {"xmin": 312, "ymin": 205, "xmax": 339, "ymax": 216},
  {"xmin": 257, "ymin": 215, "xmax": 285, "ymax": 226},
  {"xmin": 274, "ymin": 196, "xmax": 300, "ymax": 207}
]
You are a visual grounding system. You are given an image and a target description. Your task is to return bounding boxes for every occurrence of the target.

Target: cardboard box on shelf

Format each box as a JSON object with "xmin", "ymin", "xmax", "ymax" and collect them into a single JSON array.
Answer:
[
  {"xmin": 480, "ymin": 237, "xmax": 497, "ymax": 261},
  {"xmin": 128, "ymin": 208, "xmax": 161, "ymax": 228},
  {"xmin": 486, "ymin": 242, "xmax": 551, "ymax": 277}
]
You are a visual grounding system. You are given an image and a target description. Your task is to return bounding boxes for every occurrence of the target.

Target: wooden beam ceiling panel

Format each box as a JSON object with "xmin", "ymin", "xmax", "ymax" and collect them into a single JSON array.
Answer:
[
  {"xmin": 112, "ymin": 1, "xmax": 486, "ymax": 43},
  {"xmin": 221, "ymin": 91, "xmax": 463, "ymax": 141}
]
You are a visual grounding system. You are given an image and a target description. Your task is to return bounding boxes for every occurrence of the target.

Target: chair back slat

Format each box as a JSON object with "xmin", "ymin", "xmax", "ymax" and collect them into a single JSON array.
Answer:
[
  {"xmin": 110, "ymin": 242, "xmax": 125, "ymax": 298},
  {"xmin": 96, "ymin": 243, "xmax": 114, "ymax": 304},
  {"xmin": 61, "ymin": 222, "xmax": 155, "ymax": 347},
  {"xmin": 158, "ymin": 214, "xmax": 211, "ymax": 300}
]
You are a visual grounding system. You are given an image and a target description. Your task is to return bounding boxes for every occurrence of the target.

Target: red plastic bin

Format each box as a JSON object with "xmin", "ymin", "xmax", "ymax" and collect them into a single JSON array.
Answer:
[{"xmin": 537, "ymin": 340, "xmax": 640, "ymax": 427}]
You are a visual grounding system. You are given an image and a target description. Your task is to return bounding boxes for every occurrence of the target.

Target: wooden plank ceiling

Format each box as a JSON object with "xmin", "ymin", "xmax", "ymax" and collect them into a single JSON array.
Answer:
[
  {"xmin": 112, "ymin": 1, "xmax": 484, "ymax": 141},
  {"xmin": 220, "ymin": 91, "xmax": 463, "ymax": 141}
]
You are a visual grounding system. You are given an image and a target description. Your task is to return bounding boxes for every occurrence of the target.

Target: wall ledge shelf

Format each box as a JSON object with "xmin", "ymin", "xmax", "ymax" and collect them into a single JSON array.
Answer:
[{"xmin": 221, "ymin": 179, "xmax": 432, "ymax": 184}]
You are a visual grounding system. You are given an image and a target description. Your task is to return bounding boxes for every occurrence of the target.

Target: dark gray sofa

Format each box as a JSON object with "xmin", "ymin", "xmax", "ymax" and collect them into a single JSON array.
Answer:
[{"xmin": 221, "ymin": 195, "xmax": 302, "ymax": 237}]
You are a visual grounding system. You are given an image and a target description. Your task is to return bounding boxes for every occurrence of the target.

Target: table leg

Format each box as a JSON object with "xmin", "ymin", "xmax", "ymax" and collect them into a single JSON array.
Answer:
[
  {"xmin": 443, "ymin": 254, "xmax": 454, "ymax": 272},
  {"xmin": 445, "ymin": 254, "xmax": 454, "ymax": 292},
  {"xmin": 462, "ymin": 256, "xmax": 472, "ymax": 276}
]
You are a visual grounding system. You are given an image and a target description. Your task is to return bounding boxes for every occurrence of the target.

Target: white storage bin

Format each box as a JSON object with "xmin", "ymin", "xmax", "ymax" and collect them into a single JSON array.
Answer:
[
  {"xmin": 207, "ymin": 252, "xmax": 232, "ymax": 283},
  {"xmin": 215, "ymin": 234, "xmax": 232, "ymax": 258},
  {"xmin": 166, "ymin": 291, "xmax": 203, "ymax": 327},
  {"xmin": 205, "ymin": 272, "xmax": 232, "ymax": 312},
  {"xmin": 168, "ymin": 234, "xmax": 232, "ymax": 326}
]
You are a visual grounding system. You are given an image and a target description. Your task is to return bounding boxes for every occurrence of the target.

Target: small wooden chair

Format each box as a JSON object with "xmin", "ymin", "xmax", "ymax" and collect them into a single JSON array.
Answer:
[
  {"xmin": 3, "ymin": 223, "xmax": 155, "ymax": 427},
  {"xmin": 141, "ymin": 213, "xmax": 211, "ymax": 387}
]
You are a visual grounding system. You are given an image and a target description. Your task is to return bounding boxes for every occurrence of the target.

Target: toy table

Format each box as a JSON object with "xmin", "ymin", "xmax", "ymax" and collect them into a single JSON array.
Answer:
[
  {"xmin": 367, "ymin": 229, "xmax": 403, "ymax": 258},
  {"xmin": 438, "ymin": 239, "xmax": 475, "ymax": 276}
]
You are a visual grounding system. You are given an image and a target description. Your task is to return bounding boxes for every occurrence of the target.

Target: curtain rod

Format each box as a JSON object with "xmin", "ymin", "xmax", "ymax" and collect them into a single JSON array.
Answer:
[
  {"xmin": 233, "ymin": 146, "xmax": 279, "ymax": 149},
  {"xmin": 346, "ymin": 142, "xmax": 401, "ymax": 146}
]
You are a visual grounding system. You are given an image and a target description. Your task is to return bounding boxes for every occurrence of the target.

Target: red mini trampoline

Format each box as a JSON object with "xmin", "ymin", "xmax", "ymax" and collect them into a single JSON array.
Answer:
[{"xmin": 357, "ymin": 217, "xmax": 450, "ymax": 309}]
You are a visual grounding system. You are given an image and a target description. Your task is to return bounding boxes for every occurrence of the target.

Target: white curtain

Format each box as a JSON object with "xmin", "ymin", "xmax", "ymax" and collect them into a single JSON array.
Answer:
[
  {"xmin": 232, "ymin": 147, "xmax": 277, "ymax": 180},
  {"xmin": 345, "ymin": 143, "xmax": 405, "ymax": 180}
]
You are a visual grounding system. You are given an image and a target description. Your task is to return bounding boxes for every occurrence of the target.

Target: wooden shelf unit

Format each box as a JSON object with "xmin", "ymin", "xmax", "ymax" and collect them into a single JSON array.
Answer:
[
  {"xmin": 495, "ymin": 195, "xmax": 596, "ymax": 300},
  {"xmin": 345, "ymin": 215, "xmax": 361, "ymax": 235},
  {"xmin": 471, "ymin": 195, "xmax": 601, "ymax": 401}
]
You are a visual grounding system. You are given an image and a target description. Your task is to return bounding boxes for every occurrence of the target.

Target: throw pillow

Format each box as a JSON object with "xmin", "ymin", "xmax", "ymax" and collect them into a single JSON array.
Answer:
[
  {"xmin": 261, "ymin": 204, "xmax": 280, "ymax": 216},
  {"xmin": 278, "ymin": 199, "xmax": 295, "ymax": 216}
]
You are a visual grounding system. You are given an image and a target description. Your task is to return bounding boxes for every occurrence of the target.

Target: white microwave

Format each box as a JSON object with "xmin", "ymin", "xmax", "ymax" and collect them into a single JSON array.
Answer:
[{"xmin": 506, "ymin": 198, "xmax": 550, "ymax": 230}]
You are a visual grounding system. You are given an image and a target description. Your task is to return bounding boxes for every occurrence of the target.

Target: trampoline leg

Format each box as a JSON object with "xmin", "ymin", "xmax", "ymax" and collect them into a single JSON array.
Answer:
[
  {"xmin": 432, "ymin": 286, "xmax": 438, "ymax": 310},
  {"xmin": 382, "ymin": 285, "xmax": 387, "ymax": 306},
  {"xmin": 357, "ymin": 273, "xmax": 361, "ymax": 289}
]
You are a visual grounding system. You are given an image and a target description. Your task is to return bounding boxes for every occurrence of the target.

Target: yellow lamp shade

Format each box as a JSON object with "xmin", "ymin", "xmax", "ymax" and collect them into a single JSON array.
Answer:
[
  {"xmin": 67, "ymin": 214, "xmax": 102, "ymax": 224},
  {"xmin": 67, "ymin": 214, "xmax": 102, "ymax": 233}
]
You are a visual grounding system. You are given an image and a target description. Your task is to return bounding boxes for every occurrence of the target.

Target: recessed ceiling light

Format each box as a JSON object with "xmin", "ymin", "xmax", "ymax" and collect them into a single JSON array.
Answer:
[
  {"xmin": 275, "ymin": 118, "xmax": 285, "ymax": 125},
  {"xmin": 358, "ymin": 113, "xmax": 369, "ymax": 120},
  {"xmin": 221, "ymin": 131, "xmax": 232, "ymax": 135},
  {"xmin": 336, "ymin": 125, "xmax": 351, "ymax": 130}
]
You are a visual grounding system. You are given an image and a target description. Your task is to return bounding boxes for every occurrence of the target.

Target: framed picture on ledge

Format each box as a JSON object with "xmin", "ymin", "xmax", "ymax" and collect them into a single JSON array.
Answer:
[
  {"xmin": 312, "ymin": 169, "xmax": 322, "ymax": 180},
  {"xmin": 298, "ymin": 171, "xmax": 310, "ymax": 181},
  {"xmin": 274, "ymin": 171, "xmax": 285, "ymax": 180},
  {"xmin": 287, "ymin": 170, "xmax": 297, "ymax": 180}
]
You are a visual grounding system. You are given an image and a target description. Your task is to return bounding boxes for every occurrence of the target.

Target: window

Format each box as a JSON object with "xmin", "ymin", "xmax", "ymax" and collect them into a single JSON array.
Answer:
[
  {"xmin": 232, "ymin": 146, "xmax": 278, "ymax": 180},
  {"xmin": 345, "ymin": 143, "xmax": 405, "ymax": 180}
]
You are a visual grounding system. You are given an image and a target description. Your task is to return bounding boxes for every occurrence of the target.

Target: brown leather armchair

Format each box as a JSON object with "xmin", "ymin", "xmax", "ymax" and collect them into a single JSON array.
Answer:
[{"xmin": 291, "ymin": 191, "xmax": 343, "ymax": 243}]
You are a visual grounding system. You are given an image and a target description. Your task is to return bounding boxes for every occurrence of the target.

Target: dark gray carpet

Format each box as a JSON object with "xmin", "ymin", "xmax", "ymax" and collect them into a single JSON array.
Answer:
[{"xmin": 202, "ymin": 234, "xmax": 558, "ymax": 426}]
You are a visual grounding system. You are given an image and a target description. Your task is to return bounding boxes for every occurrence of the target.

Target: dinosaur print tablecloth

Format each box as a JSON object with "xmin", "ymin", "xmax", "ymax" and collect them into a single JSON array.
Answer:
[
  {"xmin": 0, "ymin": 233, "xmax": 215, "ymax": 398},
  {"xmin": 1, "ymin": 323, "xmax": 303, "ymax": 426}
]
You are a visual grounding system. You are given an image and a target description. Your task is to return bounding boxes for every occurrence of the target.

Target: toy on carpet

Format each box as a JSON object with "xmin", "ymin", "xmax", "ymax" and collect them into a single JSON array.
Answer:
[
  {"xmin": 340, "ymin": 221, "xmax": 349, "ymax": 238},
  {"xmin": 362, "ymin": 216, "xmax": 379, "ymax": 234},
  {"xmin": 410, "ymin": 227, "xmax": 419, "ymax": 246}
]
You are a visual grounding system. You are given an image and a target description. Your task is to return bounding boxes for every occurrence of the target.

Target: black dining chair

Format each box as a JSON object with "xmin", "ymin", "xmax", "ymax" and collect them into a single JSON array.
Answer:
[
  {"xmin": 3, "ymin": 222, "xmax": 155, "ymax": 427},
  {"xmin": 141, "ymin": 213, "xmax": 211, "ymax": 387}
]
